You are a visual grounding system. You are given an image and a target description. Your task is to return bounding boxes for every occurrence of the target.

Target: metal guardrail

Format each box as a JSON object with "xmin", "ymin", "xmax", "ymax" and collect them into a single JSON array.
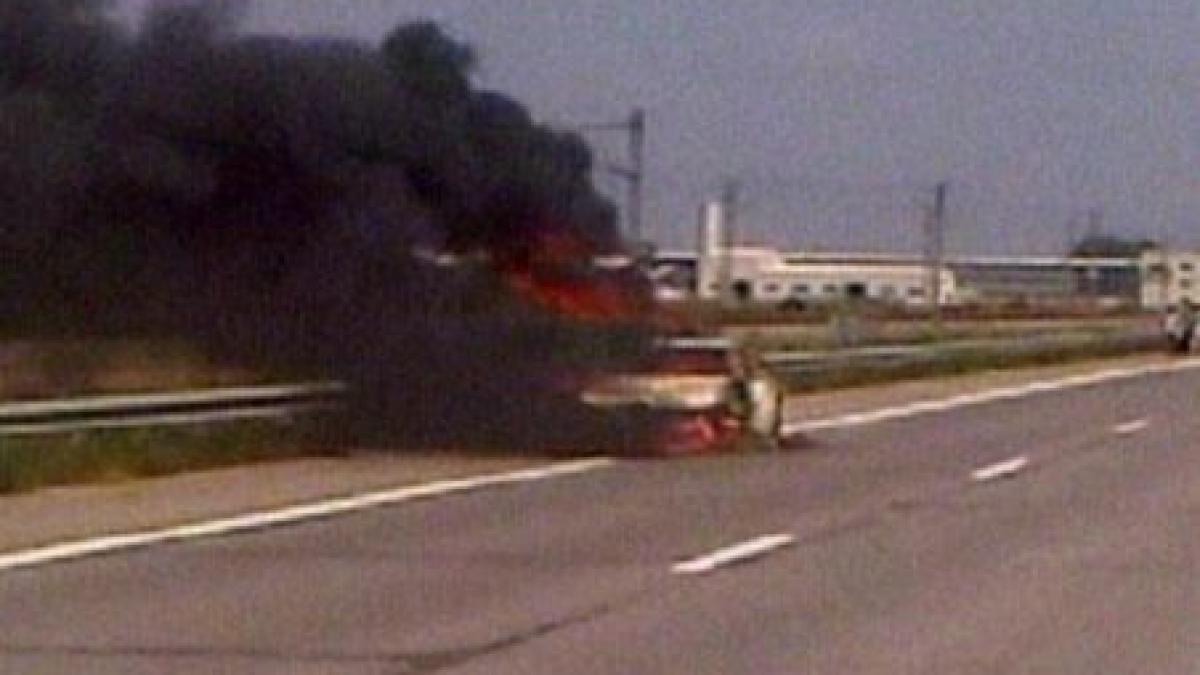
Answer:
[
  {"xmin": 0, "ymin": 329, "xmax": 1162, "ymax": 437},
  {"xmin": 765, "ymin": 330, "xmax": 1162, "ymax": 376},
  {"xmin": 0, "ymin": 383, "xmax": 345, "ymax": 437}
]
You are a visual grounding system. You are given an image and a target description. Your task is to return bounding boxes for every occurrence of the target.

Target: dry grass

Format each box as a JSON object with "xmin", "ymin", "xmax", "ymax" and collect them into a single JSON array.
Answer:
[
  {"xmin": 728, "ymin": 314, "xmax": 1158, "ymax": 352},
  {"xmin": 0, "ymin": 418, "xmax": 335, "ymax": 494},
  {"xmin": 0, "ymin": 339, "xmax": 265, "ymax": 401},
  {"xmin": 774, "ymin": 333, "xmax": 1161, "ymax": 393}
]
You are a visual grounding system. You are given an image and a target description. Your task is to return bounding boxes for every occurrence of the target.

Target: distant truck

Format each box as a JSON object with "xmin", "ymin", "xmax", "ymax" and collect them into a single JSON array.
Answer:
[{"xmin": 1164, "ymin": 301, "xmax": 1197, "ymax": 353}]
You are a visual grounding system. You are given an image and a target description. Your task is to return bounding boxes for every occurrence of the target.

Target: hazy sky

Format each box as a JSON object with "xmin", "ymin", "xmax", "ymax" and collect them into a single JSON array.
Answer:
[{"xmin": 115, "ymin": 1, "xmax": 1200, "ymax": 255}]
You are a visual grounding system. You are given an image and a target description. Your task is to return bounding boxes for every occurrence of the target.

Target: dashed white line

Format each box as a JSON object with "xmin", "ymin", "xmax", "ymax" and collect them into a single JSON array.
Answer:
[
  {"xmin": 673, "ymin": 534, "xmax": 796, "ymax": 575},
  {"xmin": 971, "ymin": 456, "xmax": 1030, "ymax": 483},
  {"xmin": 1112, "ymin": 418, "xmax": 1150, "ymax": 435},
  {"xmin": 0, "ymin": 458, "xmax": 615, "ymax": 573},
  {"xmin": 782, "ymin": 357, "xmax": 1200, "ymax": 436}
]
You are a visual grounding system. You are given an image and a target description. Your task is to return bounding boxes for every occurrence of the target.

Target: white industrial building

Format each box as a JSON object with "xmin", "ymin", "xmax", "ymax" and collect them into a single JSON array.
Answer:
[
  {"xmin": 652, "ymin": 200, "xmax": 1148, "ymax": 308},
  {"xmin": 697, "ymin": 246, "xmax": 957, "ymax": 306},
  {"xmin": 693, "ymin": 200, "xmax": 956, "ymax": 307},
  {"xmin": 1140, "ymin": 249, "xmax": 1200, "ymax": 309}
]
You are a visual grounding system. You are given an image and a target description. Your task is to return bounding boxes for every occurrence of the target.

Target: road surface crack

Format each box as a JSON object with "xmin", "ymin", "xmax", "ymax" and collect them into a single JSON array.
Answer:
[
  {"xmin": 400, "ymin": 601, "xmax": 620, "ymax": 673},
  {"xmin": 1, "ymin": 608, "xmax": 615, "ymax": 675},
  {"xmin": 0, "ymin": 643, "xmax": 416, "ymax": 669}
]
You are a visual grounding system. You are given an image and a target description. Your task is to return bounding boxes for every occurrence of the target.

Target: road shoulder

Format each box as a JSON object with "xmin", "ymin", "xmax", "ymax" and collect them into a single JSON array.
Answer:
[{"xmin": 0, "ymin": 453, "xmax": 543, "ymax": 554}]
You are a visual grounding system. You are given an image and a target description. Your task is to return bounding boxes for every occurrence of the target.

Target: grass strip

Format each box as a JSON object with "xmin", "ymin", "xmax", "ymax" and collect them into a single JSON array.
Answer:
[
  {"xmin": 0, "ymin": 418, "xmax": 336, "ymax": 494},
  {"xmin": 776, "ymin": 333, "xmax": 1163, "ymax": 394}
]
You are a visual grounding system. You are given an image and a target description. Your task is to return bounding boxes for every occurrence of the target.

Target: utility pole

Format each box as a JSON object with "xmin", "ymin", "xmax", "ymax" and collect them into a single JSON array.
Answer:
[
  {"xmin": 1158, "ymin": 234, "xmax": 1171, "ymax": 309},
  {"xmin": 1086, "ymin": 207, "xmax": 1103, "ymax": 240},
  {"xmin": 1082, "ymin": 207, "xmax": 1104, "ymax": 299},
  {"xmin": 575, "ymin": 108, "xmax": 646, "ymax": 252},
  {"xmin": 1065, "ymin": 213, "xmax": 1079, "ymax": 255},
  {"xmin": 627, "ymin": 108, "xmax": 645, "ymax": 246},
  {"xmin": 721, "ymin": 179, "xmax": 740, "ymax": 241},
  {"xmin": 925, "ymin": 181, "xmax": 948, "ymax": 334}
]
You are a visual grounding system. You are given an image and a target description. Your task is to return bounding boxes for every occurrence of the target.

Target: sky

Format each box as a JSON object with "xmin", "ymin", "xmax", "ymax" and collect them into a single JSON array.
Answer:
[{"xmin": 114, "ymin": 0, "xmax": 1200, "ymax": 255}]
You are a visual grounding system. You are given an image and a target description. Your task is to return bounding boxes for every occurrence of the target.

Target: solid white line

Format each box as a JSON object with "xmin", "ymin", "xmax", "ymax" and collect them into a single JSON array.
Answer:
[
  {"xmin": 782, "ymin": 357, "xmax": 1200, "ymax": 436},
  {"xmin": 672, "ymin": 534, "xmax": 795, "ymax": 575},
  {"xmin": 1112, "ymin": 418, "xmax": 1150, "ymax": 435},
  {"xmin": 0, "ymin": 458, "xmax": 615, "ymax": 573},
  {"xmin": 971, "ymin": 456, "xmax": 1030, "ymax": 482}
]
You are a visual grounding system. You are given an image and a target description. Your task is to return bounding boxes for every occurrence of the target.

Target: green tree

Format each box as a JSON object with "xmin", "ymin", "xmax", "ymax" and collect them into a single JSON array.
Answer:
[{"xmin": 1070, "ymin": 235, "xmax": 1158, "ymax": 258}]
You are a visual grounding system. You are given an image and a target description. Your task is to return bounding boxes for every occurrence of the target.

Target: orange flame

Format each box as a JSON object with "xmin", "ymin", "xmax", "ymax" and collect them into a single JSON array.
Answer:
[
  {"xmin": 506, "ymin": 269, "xmax": 640, "ymax": 321},
  {"xmin": 655, "ymin": 412, "xmax": 741, "ymax": 456},
  {"xmin": 501, "ymin": 227, "xmax": 647, "ymax": 322}
]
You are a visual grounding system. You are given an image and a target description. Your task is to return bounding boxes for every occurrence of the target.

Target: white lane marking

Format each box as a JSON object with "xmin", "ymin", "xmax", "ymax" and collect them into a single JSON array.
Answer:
[
  {"xmin": 0, "ymin": 458, "xmax": 614, "ymax": 573},
  {"xmin": 782, "ymin": 358, "xmax": 1200, "ymax": 436},
  {"xmin": 673, "ymin": 534, "xmax": 795, "ymax": 575},
  {"xmin": 971, "ymin": 456, "xmax": 1030, "ymax": 483},
  {"xmin": 1112, "ymin": 418, "xmax": 1150, "ymax": 435}
]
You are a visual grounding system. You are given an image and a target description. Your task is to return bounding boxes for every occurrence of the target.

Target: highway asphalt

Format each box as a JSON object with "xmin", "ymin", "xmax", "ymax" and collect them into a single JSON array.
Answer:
[{"xmin": 2, "ymin": 362, "xmax": 1198, "ymax": 673}]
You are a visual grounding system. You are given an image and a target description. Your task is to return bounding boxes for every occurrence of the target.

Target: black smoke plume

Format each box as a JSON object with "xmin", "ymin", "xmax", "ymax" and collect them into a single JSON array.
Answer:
[{"xmin": 0, "ymin": 1, "xmax": 652, "ymax": 450}]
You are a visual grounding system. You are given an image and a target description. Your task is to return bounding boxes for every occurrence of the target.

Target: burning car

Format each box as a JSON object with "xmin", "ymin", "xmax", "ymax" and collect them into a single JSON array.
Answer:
[{"xmin": 580, "ymin": 336, "xmax": 785, "ymax": 456}]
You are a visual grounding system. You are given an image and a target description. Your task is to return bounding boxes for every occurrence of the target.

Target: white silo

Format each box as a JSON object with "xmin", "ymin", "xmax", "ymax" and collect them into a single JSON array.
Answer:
[{"xmin": 696, "ymin": 200, "xmax": 728, "ymax": 300}]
